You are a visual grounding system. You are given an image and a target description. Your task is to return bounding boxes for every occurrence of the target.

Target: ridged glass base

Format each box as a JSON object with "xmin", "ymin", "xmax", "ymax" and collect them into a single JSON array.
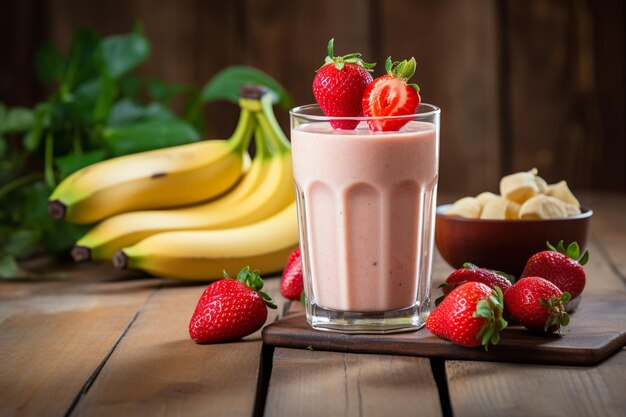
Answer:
[{"xmin": 306, "ymin": 301, "xmax": 430, "ymax": 334}]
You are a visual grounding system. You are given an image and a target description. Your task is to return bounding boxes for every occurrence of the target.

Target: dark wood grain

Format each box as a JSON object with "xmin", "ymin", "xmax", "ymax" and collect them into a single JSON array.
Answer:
[
  {"xmin": 0, "ymin": 264, "xmax": 160, "ymax": 417},
  {"xmin": 69, "ymin": 276, "xmax": 284, "ymax": 417},
  {"xmin": 446, "ymin": 348, "xmax": 626, "ymax": 417},
  {"xmin": 503, "ymin": 0, "xmax": 625, "ymax": 191},
  {"xmin": 264, "ymin": 348, "xmax": 443, "ymax": 417}
]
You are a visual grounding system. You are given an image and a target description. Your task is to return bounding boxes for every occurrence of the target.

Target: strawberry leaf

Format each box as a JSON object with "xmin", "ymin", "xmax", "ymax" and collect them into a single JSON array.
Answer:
[
  {"xmin": 546, "ymin": 241, "xmax": 557, "ymax": 251},
  {"xmin": 462, "ymin": 262, "xmax": 479, "ymax": 269},
  {"xmin": 434, "ymin": 294, "xmax": 446, "ymax": 306},
  {"xmin": 556, "ymin": 240, "xmax": 566, "ymax": 253},
  {"xmin": 566, "ymin": 242, "xmax": 580, "ymax": 260},
  {"xmin": 579, "ymin": 250, "xmax": 590, "ymax": 266}
]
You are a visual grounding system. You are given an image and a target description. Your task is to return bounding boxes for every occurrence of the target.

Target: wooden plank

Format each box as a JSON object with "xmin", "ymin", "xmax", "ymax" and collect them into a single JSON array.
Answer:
[
  {"xmin": 69, "ymin": 276, "xmax": 284, "ymax": 417},
  {"xmin": 446, "ymin": 348, "xmax": 626, "ymax": 417},
  {"xmin": 264, "ymin": 348, "xmax": 442, "ymax": 417},
  {"xmin": 0, "ymin": 263, "xmax": 160, "ymax": 417},
  {"xmin": 504, "ymin": 0, "xmax": 625, "ymax": 191},
  {"xmin": 380, "ymin": 0, "xmax": 501, "ymax": 194}
]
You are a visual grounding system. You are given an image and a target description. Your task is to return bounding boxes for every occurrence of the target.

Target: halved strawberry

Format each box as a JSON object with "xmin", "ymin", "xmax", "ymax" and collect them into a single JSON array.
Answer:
[{"xmin": 362, "ymin": 57, "xmax": 421, "ymax": 132}]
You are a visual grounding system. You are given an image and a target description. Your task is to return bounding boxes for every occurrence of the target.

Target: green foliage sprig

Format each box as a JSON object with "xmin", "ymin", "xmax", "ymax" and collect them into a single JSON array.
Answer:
[{"xmin": 0, "ymin": 24, "xmax": 292, "ymax": 278}]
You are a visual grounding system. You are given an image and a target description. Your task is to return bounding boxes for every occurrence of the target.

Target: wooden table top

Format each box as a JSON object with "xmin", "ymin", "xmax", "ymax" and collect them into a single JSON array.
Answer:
[{"xmin": 1, "ymin": 192, "xmax": 625, "ymax": 417}]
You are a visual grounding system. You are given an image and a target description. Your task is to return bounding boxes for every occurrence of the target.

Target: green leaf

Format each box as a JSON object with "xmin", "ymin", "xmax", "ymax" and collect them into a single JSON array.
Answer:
[
  {"xmin": 566, "ymin": 242, "xmax": 580, "ymax": 260},
  {"xmin": 147, "ymin": 79, "xmax": 186, "ymax": 103},
  {"xmin": 93, "ymin": 73, "xmax": 117, "ymax": 122},
  {"xmin": 103, "ymin": 119, "xmax": 200, "ymax": 156},
  {"xmin": 579, "ymin": 250, "xmax": 589, "ymax": 266},
  {"xmin": 118, "ymin": 74, "xmax": 142, "ymax": 100},
  {"xmin": 63, "ymin": 28, "xmax": 100, "ymax": 91},
  {"xmin": 97, "ymin": 32, "xmax": 150, "ymax": 79},
  {"xmin": 0, "ymin": 254, "xmax": 19, "ymax": 279},
  {"xmin": 107, "ymin": 98, "xmax": 145, "ymax": 126},
  {"xmin": 237, "ymin": 266, "xmax": 251, "ymax": 282},
  {"xmin": 23, "ymin": 103, "xmax": 51, "ymax": 151},
  {"xmin": 560, "ymin": 292, "xmax": 572, "ymax": 303},
  {"xmin": 74, "ymin": 78, "xmax": 102, "ymax": 105},
  {"xmin": 55, "ymin": 149, "xmax": 106, "ymax": 179},
  {"xmin": 35, "ymin": 43, "xmax": 66, "ymax": 83},
  {"xmin": 1, "ymin": 107, "xmax": 34, "ymax": 133},
  {"xmin": 1, "ymin": 228, "xmax": 41, "ymax": 257},
  {"xmin": 144, "ymin": 102, "xmax": 175, "ymax": 120},
  {"xmin": 201, "ymin": 66, "xmax": 293, "ymax": 110},
  {"xmin": 546, "ymin": 241, "xmax": 557, "ymax": 251},
  {"xmin": 0, "ymin": 136, "xmax": 6, "ymax": 159}
]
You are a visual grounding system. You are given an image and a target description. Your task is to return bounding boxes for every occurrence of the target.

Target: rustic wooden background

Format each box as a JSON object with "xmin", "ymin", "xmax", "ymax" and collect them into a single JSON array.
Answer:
[{"xmin": 1, "ymin": 0, "xmax": 624, "ymax": 195}]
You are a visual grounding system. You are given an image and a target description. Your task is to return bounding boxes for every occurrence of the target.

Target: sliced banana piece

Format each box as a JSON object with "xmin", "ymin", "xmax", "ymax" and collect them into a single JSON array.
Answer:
[
  {"xmin": 546, "ymin": 180, "xmax": 580, "ymax": 207},
  {"xmin": 475, "ymin": 191, "xmax": 499, "ymax": 207},
  {"xmin": 500, "ymin": 170, "xmax": 539, "ymax": 204},
  {"xmin": 480, "ymin": 197, "xmax": 520, "ymax": 220},
  {"xmin": 446, "ymin": 197, "xmax": 482, "ymax": 219},
  {"xmin": 535, "ymin": 176, "xmax": 549, "ymax": 193},
  {"xmin": 519, "ymin": 195, "xmax": 568, "ymax": 219},
  {"xmin": 563, "ymin": 203, "xmax": 582, "ymax": 216}
]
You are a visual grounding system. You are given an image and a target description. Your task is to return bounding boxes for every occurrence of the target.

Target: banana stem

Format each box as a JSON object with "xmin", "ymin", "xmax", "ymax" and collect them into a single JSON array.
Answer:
[
  {"xmin": 228, "ymin": 109, "xmax": 256, "ymax": 154},
  {"xmin": 253, "ymin": 125, "xmax": 271, "ymax": 159},
  {"xmin": 257, "ymin": 94, "xmax": 291, "ymax": 154}
]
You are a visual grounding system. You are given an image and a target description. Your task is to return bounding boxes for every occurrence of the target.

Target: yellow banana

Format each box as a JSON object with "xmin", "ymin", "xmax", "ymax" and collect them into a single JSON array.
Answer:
[
  {"xmin": 72, "ymin": 95, "xmax": 294, "ymax": 261},
  {"xmin": 113, "ymin": 201, "xmax": 299, "ymax": 280},
  {"xmin": 48, "ymin": 98, "xmax": 261, "ymax": 224}
]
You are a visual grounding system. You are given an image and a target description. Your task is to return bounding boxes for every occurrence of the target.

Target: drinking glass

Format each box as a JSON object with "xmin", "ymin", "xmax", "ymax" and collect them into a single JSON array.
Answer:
[{"xmin": 290, "ymin": 104, "xmax": 441, "ymax": 333}]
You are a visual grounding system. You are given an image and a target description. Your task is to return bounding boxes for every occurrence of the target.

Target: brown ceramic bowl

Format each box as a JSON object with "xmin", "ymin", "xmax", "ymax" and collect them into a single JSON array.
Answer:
[{"xmin": 435, "ymin": 204, "xmax": 593, "ymax": 278}]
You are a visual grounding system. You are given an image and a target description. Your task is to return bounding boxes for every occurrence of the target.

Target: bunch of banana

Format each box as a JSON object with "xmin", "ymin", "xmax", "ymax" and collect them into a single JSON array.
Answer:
[
  {"xmin": 48, "ymin": 99, "xmax": 256, "ymax": 224},
  {"xmin": 50, "ymin": 86, "xmax": 298, "ymax": 280},
  {"xmin": 446, "ymin": 168, "xmax": 583, "ymax": 220}
]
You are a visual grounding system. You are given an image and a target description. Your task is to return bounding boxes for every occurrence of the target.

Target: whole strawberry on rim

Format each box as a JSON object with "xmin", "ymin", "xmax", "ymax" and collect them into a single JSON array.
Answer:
[
  {"xmin": 362, "ymin": 56, "xmax": 421, "ymax": 132},
  {"xmin": 521, "ymin": 240, "xmax": 588, "ymax": 299},
  {"xmin": 189, "ymin": 266, "xmax": 277, "ymax": 344},
  {"xmin": 426, "ymin": 282, "xmax": 508, "ymax": 350},
  {"xmin": 312, "ymin": 38, "xmax": 375, "ymax": 130},
  {"xmin": 504, "ymin": 276, "xmax": 571, "ymax": 334}
]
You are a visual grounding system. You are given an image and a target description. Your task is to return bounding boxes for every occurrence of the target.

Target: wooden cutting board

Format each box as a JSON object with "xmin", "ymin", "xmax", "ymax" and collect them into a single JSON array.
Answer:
[{"xmin": 262, "ymin": 293, "xmax": 626, "ymax": 366}]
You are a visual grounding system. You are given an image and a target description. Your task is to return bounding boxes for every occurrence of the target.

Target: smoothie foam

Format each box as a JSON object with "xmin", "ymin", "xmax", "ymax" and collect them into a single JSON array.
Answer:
[{"xmin": 292, "ymin": 121, "xmax": 438, "ymax": 312}]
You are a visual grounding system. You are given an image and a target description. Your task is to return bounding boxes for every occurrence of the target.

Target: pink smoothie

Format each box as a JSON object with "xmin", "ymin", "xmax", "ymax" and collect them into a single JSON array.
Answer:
[{"xmin": 292, "ymin": 121, "xmax": 438, "ymax": 312}]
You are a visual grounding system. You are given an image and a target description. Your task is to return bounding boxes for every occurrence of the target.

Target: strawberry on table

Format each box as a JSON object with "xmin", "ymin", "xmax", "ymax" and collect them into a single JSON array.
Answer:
[
  {"xmin": 521, "ymin": 240, "xmax": 589, "ymax": 299},
  {"xmin": 312, "ymin": 38, "xmax": 375, "ymax": 130},
  {"xmin": 280, "ymin": 247, "xmax": 303, "ymax": 301},
  {"xmin": 189, "ymin": 266, "xmax": 277, "ymax": 344},
  {"xmin": 426, "ymin": 282, "xmax": 508, "ymax": 349},
  {"xmin": 504, "ymin": 276, "xmax": 571, "ymax": 334},
  {"xmin": 436, "ymin": 263, "xmax": 513, "ymax": 305},
  {"xmin": 362, "ymin": 56, "xmax": 421, "ymax": 132}
]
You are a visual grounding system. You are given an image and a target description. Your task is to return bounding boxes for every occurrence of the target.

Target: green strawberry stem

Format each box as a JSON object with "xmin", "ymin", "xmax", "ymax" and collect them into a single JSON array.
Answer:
[
  {"xmin": 321, "ymin": 38, "xmax": 375, "ymax": 72},
  {"xmin": 546, "ymin": 240, "xmax": 590, "ymax": 265},
  {"xmin": 385, "ymin": 57, "xmax": 420, "ymax": 93},
  {"xmin": 539, "ymin": 292, "xmax": 571, "ymax": 333},
  {"xmin": 472, "ymin": 286, "xmax": 508, "ymax": 351},
  {"xmin": 223, "ymin": 266, "xmax": 277, "ymax": 309}
]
